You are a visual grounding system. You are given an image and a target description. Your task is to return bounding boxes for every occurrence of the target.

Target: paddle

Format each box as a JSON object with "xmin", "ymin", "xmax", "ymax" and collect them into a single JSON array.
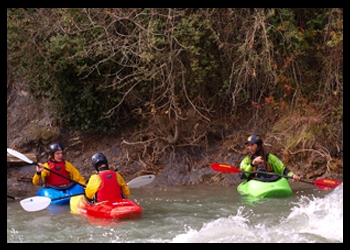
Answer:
[
  {"xmin": 211, "ymin": 163, "xmax": 341, "ymax": 190},
  {"xmin": 7, "ymin": 148, "xmax": 86, "ymax": 188},
  {"xmin": 19, "ymin": 174, "xmax": 155, "ymax": 212},
  {"xmin": 7, "ymin": 194, "xmax": 19, "ymax": 200},
  {"xmin": 127, "ymin": 174, "xmax": 155, "ymax": 188},
  {"xmin": 20, "ymin": 193, "xmax": 83, "ymax": 212},
  {"xmin": 7, "ymin": 147, "xmax": 155, "ymax": 186}
]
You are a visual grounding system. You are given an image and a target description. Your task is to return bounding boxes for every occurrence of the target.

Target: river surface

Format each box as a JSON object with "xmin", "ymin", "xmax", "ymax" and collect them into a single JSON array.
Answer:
[{"xmin": 7, "ymin": 180, "xmax": 343, "ymax": 243}]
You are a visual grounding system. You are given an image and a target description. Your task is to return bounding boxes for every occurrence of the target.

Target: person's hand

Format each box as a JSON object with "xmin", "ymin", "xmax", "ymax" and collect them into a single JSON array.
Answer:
[
  {"xmin": 292, "ymin": 174, "xmax": 301, "ymax": 181},
  {"xmin": 36, "ymin": 163, "xmax": 44, "ymax": 172},
  {"xmin": 252, "ymin": 156, "xmax": 264, "ymax": 166}
]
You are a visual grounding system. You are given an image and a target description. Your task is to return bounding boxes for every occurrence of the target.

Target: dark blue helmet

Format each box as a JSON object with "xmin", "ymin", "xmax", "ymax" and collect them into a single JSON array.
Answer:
[{"xmin": 245, "ymin": 134, "xmax": 263, "ymax": 147}]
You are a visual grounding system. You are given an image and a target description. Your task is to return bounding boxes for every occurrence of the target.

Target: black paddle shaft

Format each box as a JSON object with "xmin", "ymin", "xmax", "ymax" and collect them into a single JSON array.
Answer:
[
  {"xmin": 244, "ymin": 169, "xmax": 313, "ymax": 184},
  {"xmin": 30, "ymin": 160, "xmax": 86, "ymax": 188},
  {"xmin": 42, "ymin": 166, "xmax": 87, "ymax": 188},
  {"xmin": 7, "ymin": 148, "xmax": 86, "ymax": 188}
]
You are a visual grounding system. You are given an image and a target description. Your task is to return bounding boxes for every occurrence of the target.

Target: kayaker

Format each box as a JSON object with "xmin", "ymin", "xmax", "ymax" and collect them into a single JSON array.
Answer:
[
  {"xmin": 84, "ymin": 152, "xmax": 130, "ymax": 203},
  {"xmin": 240, "ymin": 134, "xmax": 301, "ymax": 181},
  {"xmin": 32, "ymin": 142, "xmax": 86, "ymax": 188}
]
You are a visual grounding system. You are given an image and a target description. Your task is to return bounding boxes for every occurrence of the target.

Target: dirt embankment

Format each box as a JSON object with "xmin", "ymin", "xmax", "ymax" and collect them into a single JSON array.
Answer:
[
  {"xmin": 6, "ymin": 82, "xmax": 234, "ymax": 193},
  {"xmin": 7, "ymin": 82, "xmax": 343, "ymax": 198}
]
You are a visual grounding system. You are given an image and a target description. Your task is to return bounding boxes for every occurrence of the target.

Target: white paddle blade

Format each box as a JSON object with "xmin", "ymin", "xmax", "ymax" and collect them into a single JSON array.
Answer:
[
  {"xmin": 127, "ymin": 175, "xmax": 155, "ymax": 188},
  {"xmin": 7, "ymin": 148, "xmax": 35, "ymax": 165},
  {"xmin": 20, "ymin": 196, "xmax": 51, "ymax": 212}
]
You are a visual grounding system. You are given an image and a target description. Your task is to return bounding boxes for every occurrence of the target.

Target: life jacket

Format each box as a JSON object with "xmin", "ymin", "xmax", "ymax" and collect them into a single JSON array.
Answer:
[
  {"xmin": 45, "ymin": 160, "xmax": 71, "ymax": 187},
  {"xmin": 250, "ymin": 153, "xmax": 276, "ymax": 180},
  {"xmin": 253, "ymin": 153, "xmax": 272, "ymax": 172},
  {"xmin": 95, "ymin": 170, "xmax": 123, "ymax": 202}
]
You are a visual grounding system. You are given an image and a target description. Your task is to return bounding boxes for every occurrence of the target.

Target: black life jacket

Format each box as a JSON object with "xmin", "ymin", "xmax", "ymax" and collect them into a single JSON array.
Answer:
[{"xmin": 253, "ymin": 153, "xmax": 272, "ymax": 172}]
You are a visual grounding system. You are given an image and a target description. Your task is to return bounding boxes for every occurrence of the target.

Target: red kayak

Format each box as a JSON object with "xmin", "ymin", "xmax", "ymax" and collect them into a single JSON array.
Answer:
[{"xmin": 70, "ymin": 195, "xmax": 143, "ymax": 220}]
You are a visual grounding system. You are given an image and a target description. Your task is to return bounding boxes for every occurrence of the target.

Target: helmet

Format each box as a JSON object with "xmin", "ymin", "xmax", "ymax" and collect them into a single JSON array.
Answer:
[
  {"xmin": 48, "ymin": 143, "xmax": 64, "ymax": 156},
  {"xmin": 91, "ymin": 152, "xmax": 108, "ymax": 171},
  {"xmin": 245, "ymin": 134, "xmax": 263, "ymax": 146}
]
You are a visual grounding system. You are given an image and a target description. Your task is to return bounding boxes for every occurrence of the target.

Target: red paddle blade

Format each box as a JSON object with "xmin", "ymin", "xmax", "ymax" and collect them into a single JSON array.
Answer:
[
  {"xmin": 313, "ymin": 178, "xmax": 341, "ymax": 189},
  {"xmin": 210, "ymin": 163, "xmax": 241, "ymax": 173}
]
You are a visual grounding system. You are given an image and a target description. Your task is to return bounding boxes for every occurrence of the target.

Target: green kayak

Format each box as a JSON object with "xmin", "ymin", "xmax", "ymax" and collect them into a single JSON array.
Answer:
[{"xmin": 237, "ymin": 177, "xmax": 292, "ymax": 198}]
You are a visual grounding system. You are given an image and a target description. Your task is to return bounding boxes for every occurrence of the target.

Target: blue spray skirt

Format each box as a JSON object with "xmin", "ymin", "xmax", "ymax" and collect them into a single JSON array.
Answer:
[{"xmin": 36, "ymin": 183, "xmax": 84, "ymax": 205}]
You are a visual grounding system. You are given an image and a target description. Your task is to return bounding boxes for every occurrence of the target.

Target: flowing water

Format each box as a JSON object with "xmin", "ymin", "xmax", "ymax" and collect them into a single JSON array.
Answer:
[{"xmin": 7, "ymin": 180, "xmax": 343, "ymax": 243}]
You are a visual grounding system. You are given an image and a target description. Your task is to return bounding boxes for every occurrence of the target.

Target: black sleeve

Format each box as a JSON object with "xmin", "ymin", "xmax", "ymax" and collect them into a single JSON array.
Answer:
[
  {"xmin": 283, "ymin": 168, "xmax": 291, "ymax": 176},
  {"xmin": 240, "ymin": 172, "xmax": 253, "ymax": 180},
  {"xmin": 240, "ymin": 172, "xmax": 247, "ymax": 179},
  {"xmin": 83, "ymin": 193, "xmax": 95, "ymax": 204}
]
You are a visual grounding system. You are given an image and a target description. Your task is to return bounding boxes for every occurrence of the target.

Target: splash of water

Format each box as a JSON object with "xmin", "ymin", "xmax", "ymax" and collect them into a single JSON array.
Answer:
[{"xmin": 171, "ymin": 183, "xmax": 343, "ymax": 243}]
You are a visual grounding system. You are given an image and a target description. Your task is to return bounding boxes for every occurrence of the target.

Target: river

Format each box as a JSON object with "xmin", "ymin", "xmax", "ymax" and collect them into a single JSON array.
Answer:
[{"xmin": 7, "ymin": 180, "xmax": 343, "ymax": 243}]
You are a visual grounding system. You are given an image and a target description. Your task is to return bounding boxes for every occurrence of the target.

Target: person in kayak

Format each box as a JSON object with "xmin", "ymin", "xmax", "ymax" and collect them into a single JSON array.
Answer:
[
  {"xmin": 240, "ymin": 134, "xmax": 301, "ymax": 182},
  {"xmin": 32, "ymin": 142, "xmax": 86, "ymax": 188},
  {"xmin": 84, "ymin": 152, "xmax": 130, "ymax": 203}
]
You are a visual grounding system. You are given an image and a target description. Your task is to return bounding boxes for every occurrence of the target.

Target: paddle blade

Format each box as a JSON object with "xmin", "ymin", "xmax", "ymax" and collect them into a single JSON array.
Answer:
[
  {"xmin": 210, "ymin": 163, "xmax": 241, "ymax": 173},
  {"xmin": 313, "ymin": 178, "xmax": 341, "ymax": 189},
  {"xmin": 7, "ymin": 148, "xmax": 36, "ymax": 165},
  {"xmin": 127, "ymin": 175, "xmax": 155, "ymax": 188},
  {"xmin": 20, "ymin": 196, "xmax": 51, "ymax": 212}
]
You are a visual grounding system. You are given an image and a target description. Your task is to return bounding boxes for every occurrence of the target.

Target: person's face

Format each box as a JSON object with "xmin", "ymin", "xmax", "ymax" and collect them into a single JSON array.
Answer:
[
  {"xmin": 247, "ymin": 143, "xmax": 258, "ymax": 155},
  {"xmin": 53, "ymin": 150, "xmax": 63, "ymax": 162},
  {"xmin": 98, "ymin": 163, "xmax": 106, "ymax": 169}
]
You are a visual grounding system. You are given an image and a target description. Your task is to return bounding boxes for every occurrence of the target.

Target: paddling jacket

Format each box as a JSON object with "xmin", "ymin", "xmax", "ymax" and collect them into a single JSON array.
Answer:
[
  {"xmin": 239, "ymin": 153, "xmax": 294, "ymax": 180},
  {"xmin": 85, "ymin": 170, "xmax": 130, "ymax": 203},
  {"xmin": 32, "ymin": 160, "xmax": 86, "ymax": 187}
]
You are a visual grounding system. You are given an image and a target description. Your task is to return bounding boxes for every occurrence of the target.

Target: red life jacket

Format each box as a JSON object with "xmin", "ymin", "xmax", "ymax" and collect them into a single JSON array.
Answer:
[
  {"xmin": 45, "ymin": 160, "xmax": 71, "ymax": 187},
  {"xmin": 96, "ymin": 170, "xmax": 123, "ymax": 202}
]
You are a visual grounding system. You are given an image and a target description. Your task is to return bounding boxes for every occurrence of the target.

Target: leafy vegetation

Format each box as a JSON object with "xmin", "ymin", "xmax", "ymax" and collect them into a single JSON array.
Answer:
[{"xmin": 7, "ymin": 8, "xmax": 342, "ymax": 175}]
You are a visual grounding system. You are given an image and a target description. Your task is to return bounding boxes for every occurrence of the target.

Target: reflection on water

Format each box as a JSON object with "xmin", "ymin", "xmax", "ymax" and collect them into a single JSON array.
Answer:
[{"xmin": 7, "ymin": 181, "xmax": 343, "ymax": 243}]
